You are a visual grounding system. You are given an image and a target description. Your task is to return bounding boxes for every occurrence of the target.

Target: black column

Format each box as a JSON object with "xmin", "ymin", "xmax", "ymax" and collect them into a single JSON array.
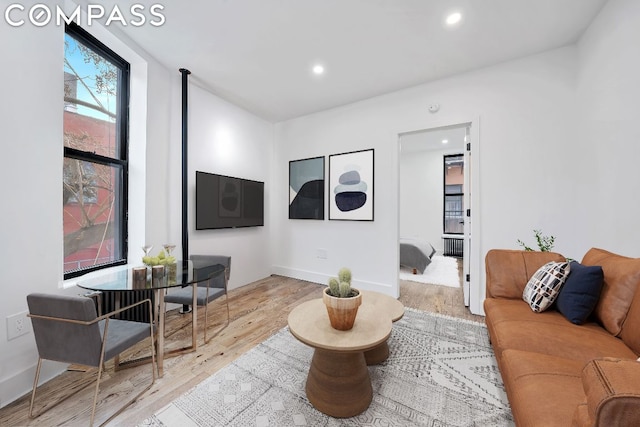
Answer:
[
  {"xmin": 179, "ymin": 68, "xmax": 191, "ymax": 314},
  {"xmin": 179, "ymin": 68, "xmax": 191, "ymax": 262}
]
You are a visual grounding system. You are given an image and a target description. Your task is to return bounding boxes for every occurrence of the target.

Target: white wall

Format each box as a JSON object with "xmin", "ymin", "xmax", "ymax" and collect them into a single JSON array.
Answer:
[
  {"xmin": 183, "ymin": 83, "xmax": 274, "ymax": 290},
  {"xmin": 399, "ymin": 147, "xmax": 463, "ymax": 253},
  {"xmin": 0, "ymin": 20, "xmax": 64, "ymax": 409},
  {"xmin": 0, "ymin": 21, "xmax": 273, "ymax": 409},
  {"xmin": 573, "ymin": 0, "xmax": 640, "ymax": 258},
  {"xmin": 272, "ymin": 0, "xmax": 640, "ymax": 312},
  {"xmin": 273, "ymin": 45, "xmax": 580, "ymax": 309},
  {"xmin": 2, "ymin": 0, "xmax": 638, "ymax": 410},
  {"xmin": 0, "ymin": 17, "xmax": 166, "ymax": 407},
  {"xmin": 272, "ymin": 108, "xmax": 402, "ymax": 296}
]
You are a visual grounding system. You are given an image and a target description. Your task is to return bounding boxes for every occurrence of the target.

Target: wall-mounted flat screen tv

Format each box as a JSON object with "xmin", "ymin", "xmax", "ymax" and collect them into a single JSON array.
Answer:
[{"xmin": 196, "ymin": 171, "xmax": 264, "ymax": 230}]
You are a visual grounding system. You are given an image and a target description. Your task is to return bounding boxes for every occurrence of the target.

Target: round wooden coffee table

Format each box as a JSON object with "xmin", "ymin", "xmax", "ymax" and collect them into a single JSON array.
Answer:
[
  {"xmin": 359, "ymin": 290, "xmax": 404, "ymax": 365},
  {"xmin": 288, "ymin": 298, "xmax": 392, "ymax": 418}
]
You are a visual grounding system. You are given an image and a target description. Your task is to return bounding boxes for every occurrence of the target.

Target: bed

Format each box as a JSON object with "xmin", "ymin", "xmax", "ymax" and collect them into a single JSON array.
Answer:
[{"xmin": 399, "ymin": 238, "xmax": 436, "ymax": 274}]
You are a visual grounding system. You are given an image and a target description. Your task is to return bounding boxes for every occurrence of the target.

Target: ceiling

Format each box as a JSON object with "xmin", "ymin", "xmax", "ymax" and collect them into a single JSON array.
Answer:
[
  {"xmin": 102, "ymin": 0, "xmax": 607, "ymax": 122},
  {"xmin": 401, "ymin": 125, "xmax": 467, "ymax": 154}
]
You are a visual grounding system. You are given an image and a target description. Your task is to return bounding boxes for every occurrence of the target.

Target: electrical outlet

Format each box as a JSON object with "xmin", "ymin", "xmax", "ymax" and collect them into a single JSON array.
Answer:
[
  {"xmin": 7, "ymin": 311, "xmax": 30, "ymax": 340},
  {"xmin": 316, "ymin": 249, "xmax": 328, "ymax": 259}
]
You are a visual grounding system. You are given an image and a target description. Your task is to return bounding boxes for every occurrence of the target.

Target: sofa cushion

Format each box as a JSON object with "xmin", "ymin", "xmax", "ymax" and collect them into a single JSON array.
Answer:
[
  {"xmin": 485, "ymin": 249, "xmax": 566, "ymax": 299},
  {"xmin": 522, "ymin": 261, "xmax": 571, "ymax": 312},
  {"xmin": 573, "ymin": 404, "xmax": 590, "ymax": 427},
  {"xmin": 555, "ymin": 261, "xmax": 604, "ymax": 325},
  {"xmin": 619, "ymin": 284, "xmax": 640, "ymax": 355},
  {"xmin": 484, "ymin": 299, "xmax": 637, "ymax": 363},
  {"xmin": 582, "ymin": 248, "xmax": 640, "ymax": 336},
  {"xmin": 500, "ymin": 349, "xmax": 585, "ymax": 427}
]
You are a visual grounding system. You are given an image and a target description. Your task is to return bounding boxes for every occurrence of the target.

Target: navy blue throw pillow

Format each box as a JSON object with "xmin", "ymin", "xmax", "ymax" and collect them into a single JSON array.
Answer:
[{"xmin": 555, "ymin": 261, "xmax": 604, "ymax": 325}]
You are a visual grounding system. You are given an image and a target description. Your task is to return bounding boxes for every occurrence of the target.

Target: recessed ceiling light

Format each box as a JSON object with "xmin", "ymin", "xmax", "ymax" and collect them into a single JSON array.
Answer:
[
  {"xmin": 442, "ymin": 139, "xmax": 449, "ymax": 144},
  {"xmin": 312, "ymin": 64, "xmax": 325, "ymax": 75},
  {"xmin": 445, "ymin": 12, "xmax": 462, "ymax": 26}
]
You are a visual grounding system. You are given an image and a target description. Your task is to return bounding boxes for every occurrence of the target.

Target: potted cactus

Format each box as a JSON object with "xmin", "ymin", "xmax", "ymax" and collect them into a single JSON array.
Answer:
[{"xmin": 322, "ymin": 267, "xmax": 362, "ymax": 330}]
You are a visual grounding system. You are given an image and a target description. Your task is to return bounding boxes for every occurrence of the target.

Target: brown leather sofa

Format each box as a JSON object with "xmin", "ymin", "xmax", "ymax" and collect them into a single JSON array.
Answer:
[{"xmin": 484, "ymin": 248, "xmax": 640, "ymax": 426}]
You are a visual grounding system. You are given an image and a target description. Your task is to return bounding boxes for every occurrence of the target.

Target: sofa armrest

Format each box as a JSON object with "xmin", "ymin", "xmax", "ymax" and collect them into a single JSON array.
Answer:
[
  {"xmin": 572, "ymin": 358, "xmax": 640, "ymax": 427},
  {"xmin": 485, "ymin": 249, "xmax": 566, "ymax": 299}
]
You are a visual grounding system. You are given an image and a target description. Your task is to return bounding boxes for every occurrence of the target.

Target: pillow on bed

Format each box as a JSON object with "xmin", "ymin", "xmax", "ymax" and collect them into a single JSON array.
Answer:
[{"xmin": 425, "ymin": 242, "xmax": 436, "ymax": 259}]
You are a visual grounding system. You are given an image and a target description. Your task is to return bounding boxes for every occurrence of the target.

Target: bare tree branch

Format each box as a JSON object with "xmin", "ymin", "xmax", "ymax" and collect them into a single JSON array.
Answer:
[{"xmin": 64, "ymin": 222, "xmax": 114, "ymax": 258}]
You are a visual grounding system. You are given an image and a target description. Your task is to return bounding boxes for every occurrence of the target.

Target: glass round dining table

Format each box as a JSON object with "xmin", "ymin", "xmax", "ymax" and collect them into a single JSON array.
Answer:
[{"xmin": 76, "ymin": 260, "xmax": 224, "ymax": 376}]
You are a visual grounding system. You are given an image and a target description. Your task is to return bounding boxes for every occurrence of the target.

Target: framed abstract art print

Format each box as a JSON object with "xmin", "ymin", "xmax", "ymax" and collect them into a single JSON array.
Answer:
[
  {"xmin": 289, "ymin": 156, "xmax": 325, "ymax": 220},
  {"xmin": 328, "ymin": 149, "xmax": 374, "ymax": 221}
]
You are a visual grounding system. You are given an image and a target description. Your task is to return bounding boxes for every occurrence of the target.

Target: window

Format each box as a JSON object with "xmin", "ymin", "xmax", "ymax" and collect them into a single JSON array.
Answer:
[
  {"xmin": 443, "ymin": 154, "xmax": 464, "ymax": 234},
  {"xmin": 63, "ymin": 23, "xmax": 129, "ymax": 279}
]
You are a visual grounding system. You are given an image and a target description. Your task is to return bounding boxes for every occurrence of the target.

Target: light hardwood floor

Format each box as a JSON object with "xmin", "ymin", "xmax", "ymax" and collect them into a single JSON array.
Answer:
[{"xmin": 0, "ymin": 268, "xmax": 482, "ymax": 426}]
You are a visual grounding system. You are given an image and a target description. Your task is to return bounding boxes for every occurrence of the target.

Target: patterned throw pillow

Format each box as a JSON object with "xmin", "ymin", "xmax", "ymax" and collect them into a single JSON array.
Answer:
[{"xmin": 522, "ymin": 261, "xmax": 571, "ymax": 312}]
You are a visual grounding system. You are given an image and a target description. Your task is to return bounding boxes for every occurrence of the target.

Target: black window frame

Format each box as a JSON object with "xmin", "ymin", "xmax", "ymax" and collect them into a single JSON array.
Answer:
[
  {"xmin": 63, "ymin": 22, "xmax": 129, "ymax": 280},
  {"xmin": 443, "ymin": 154, "xmax": 464, "ymax": 235}
]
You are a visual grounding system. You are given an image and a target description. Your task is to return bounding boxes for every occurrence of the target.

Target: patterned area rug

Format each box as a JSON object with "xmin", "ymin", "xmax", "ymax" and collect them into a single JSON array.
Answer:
[
  {"xmin": 138, "ymin": 309, "xmax": 513, "ymax": 427},
  {"xmin": 400, "ymin": 256, "xmax": 461, "ymax": 288}
]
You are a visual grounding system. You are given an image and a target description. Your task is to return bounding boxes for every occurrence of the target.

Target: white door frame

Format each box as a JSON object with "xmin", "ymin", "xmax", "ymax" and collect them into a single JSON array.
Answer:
[
  {"xmin": 462, "ymin": 125, "xmax": 471, "ymax": 307},
  {"xmin": 395, "ymin": 117, "xmax": 482, "ymax": 315}
]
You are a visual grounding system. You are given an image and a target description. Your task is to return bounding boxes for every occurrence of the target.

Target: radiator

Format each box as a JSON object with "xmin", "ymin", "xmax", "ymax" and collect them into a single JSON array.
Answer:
[
  {"xmin": 99, "ymin": 290, "xmax": 155, "ymax": 323},
  {"xmin": 443, "ymin": 235, "xmax": 464, "ymax": 258}
]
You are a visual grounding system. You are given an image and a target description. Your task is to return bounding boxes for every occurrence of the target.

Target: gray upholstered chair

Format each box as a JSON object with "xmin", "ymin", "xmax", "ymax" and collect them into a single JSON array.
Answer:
[
  {"xmin": 164, "ymin": 254, "xmax": 231, "ymax": 345},
  {"xmin": 27, "ymin": 293, "xmax": 156, "ymax": 427}
]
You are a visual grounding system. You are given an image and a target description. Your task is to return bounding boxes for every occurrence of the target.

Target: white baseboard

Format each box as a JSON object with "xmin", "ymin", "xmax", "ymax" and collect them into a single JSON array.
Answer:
[
  {"xmin": 0, "ymin": 360, "xmax": 66, "ymax": 409},
  {"xmin": 271, "ymin": 265, "xmax": 397, "ymax": 298}
]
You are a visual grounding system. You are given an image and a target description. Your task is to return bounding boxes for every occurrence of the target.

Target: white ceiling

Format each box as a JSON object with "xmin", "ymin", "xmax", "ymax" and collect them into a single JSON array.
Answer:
[
  {"xmin": 102, "ymin": 0, "xmax": 607, "ymax": 122},
  {"xmin": 401, "ymin": 125, "xmax": 467, "ymax": 154}
]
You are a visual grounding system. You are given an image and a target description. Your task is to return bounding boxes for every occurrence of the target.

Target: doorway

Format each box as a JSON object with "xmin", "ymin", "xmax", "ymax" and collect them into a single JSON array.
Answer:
[{"xmin": 398, "ymin": 122, "xmax": 474, "ymax": 314}]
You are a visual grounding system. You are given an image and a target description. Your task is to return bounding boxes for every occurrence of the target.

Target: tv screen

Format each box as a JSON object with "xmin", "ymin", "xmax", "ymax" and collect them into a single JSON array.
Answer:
[{"xmin": 196, "ymin": 171, "xmax": 264, "ymax": 230}]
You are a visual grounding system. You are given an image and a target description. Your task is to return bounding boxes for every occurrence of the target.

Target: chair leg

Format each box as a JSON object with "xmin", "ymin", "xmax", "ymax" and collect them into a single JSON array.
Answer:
[
  {"xmin": 89, "ymin": 357, "xmax": 105, "ymax": 426},
  {"xmin": 225, "ymin": 292, "xmax": 230, "ymax": 325},
  {"xmin": 98, "ymin": 324, "xmax": 157, "ymax": 427},
  {"xmin": 191, "ymin": 304, "xmax": 199, "ymax": 350},
  {"xmin": 203, "ymin": 301, "xmax": 209, "ymax": 344},
  {"xmin": 163, "ymin": 307, "xmax": 167, "ymax": 339},
  {"xmin": 203, "ymin": 293, "xmax": 230, "ymax": 345},
  {"xmin": 29, "ymin": 359, "xmax": 100, "ymax": 422},
  {"xmin": 29, "ymin": 358, "xmax": 43, "ymax": 418},
  {"xmin": 29, "ymin": 357, "xmax": 93, "ymax": 420},
  {"xmin": 160, "ymin": 306, "xmax": 177, "ymax": 340}
]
